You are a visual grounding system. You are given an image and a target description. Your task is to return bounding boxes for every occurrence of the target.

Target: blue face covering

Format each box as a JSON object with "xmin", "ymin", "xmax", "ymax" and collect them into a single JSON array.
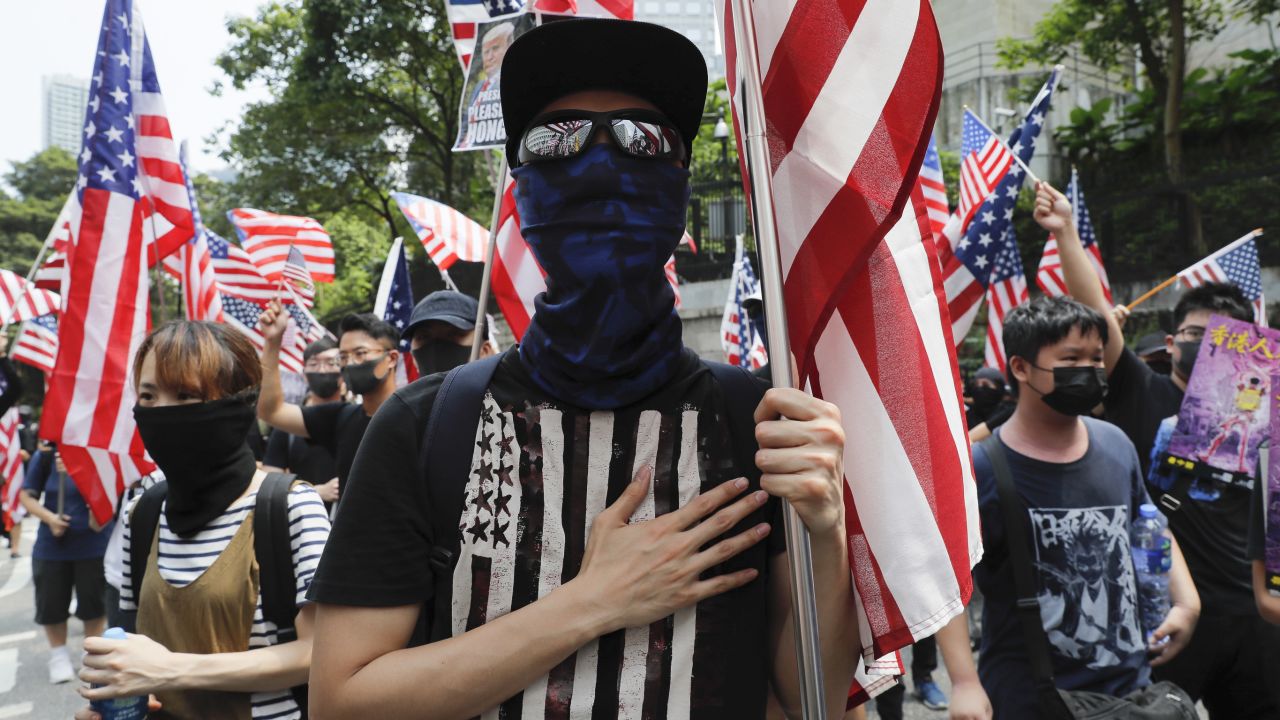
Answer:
[{"xmin": 512, "ymin": 144, "xmax": 691, "ymax": 409}]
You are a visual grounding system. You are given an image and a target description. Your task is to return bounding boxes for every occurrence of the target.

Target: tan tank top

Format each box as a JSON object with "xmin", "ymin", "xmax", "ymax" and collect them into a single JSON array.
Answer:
[{"xmin": 136, "ymin": 510, "xmax": 258, "ymax": 720}]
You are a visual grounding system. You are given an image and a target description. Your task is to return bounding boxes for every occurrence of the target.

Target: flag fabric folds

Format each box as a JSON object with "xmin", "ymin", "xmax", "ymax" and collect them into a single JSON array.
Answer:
[
  {"xmin": 1178, "ymin": 230, "xmax": 1267, "ymax": 325},
  {"xmin": 983, "ymin": 228, "xmax": 1029, "ymax": 372},
  {"xmin": 35, "ymin": 194, "xmax": 74, "ymax": 292},
  {"xmin": 40, "ymin": 0, "xmax": 165, "ymax": 525},
  {"xmin": 490, "ymin": 174, "xmax": 544, "ymax": 340},
  {"xmin": 918, "ymin": 135, "xmax": 949, "ymax": 249},
  {"xmin": 175, "ymin": 142, "xmax": 224, "ymax": 322},
  {"xmin": 13, "ymin": 314, "xmax": 60, "ymax": 375},
  {"xmin": 721, "ymin": 0, "xmax": 980, "ymax": 692},
  {"xmin": 1036, "ymin": 167, "xmax": 1112, "ymax": 303},
  {"xmin": 939, "ymin": 67, "xmax": 1060, "ymax": 347},
  {"xmin": 720, "ymin": 237, "xmax": 767, "ymax": 370},
  {"xmin": 392, "ymin": 191, "xmax": 489, "ymax": 270},
  {"xmin": 229, "ymin": 208, "xmax": 335, "ymax": 283},
  {"xmin": 221, "ymin": 294, "xmax": 312, "ymax": 375},
  {"xmin": 373, "ymin": 237, "xmax": 420, "ymax": 386},
  {"xmin": 0, "ymin": 409, "xmax": 25, "ymax": 521},
  {"xmin": 282, "ymin": 245, "xmax": 316, "ymax": 308},
  {"xmin": 0, "ymin": 270, "xmax": 60, "ymax": 325},
  {"xmin": 957, "ymin": 109, "xmax": 1013, "ymax": 231}
]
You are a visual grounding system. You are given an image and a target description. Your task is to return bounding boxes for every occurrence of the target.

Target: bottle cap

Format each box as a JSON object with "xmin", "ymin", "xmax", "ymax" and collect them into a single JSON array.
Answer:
[
  {"xmin": 1139, "ymin": 503, "xmax": 1158, "ymax": 519},
  {"xmin": 103, "ymin": 627, "xmax": 128, "ymax": 640}
]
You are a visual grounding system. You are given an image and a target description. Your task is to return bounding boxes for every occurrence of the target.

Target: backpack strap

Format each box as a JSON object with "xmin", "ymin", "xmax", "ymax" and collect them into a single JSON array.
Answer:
[
  {"xmin": 126, "ymin": 481, "xmax": 170, "ymax": 632},
  {"xmin": 979, "ymin": 436, "xmax": 1073, "ymax": 719},
  {"xmin": 254, "ymin": 472, "xmax": 299, "ymax": 636},
  {"xmin": 704, "ymin": 361, "xmax": 769, "ymax": 480},
  {"xmin": 419, "ymin": 352, "xmax": 506, "ymax": 641}
]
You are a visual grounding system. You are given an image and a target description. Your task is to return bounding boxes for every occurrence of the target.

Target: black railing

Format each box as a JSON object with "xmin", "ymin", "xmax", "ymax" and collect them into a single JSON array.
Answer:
[{"xmin": 681, "ymin": 179, "xmax": 753, "ymax": 282}]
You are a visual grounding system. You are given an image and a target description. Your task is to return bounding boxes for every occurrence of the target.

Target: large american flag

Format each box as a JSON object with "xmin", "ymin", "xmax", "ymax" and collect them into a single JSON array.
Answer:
[
  {"xmin": 12, "ymin": 314, "xmax": 59, "ymax": 376},
  {"xmin": 956, "ymin": 109, "xmax": 1012, "ymax": 230},
  {"xmin": 175, "ymin": 141, "xmax": 223, "ymax": 322},
  {"xmin": 489, "ymin": 176, "xmax": 542, "ymax": 339},
  {"xmin": 721, "ymin": 0, "xmax": 980, "ymax": 698},
  {"xmin": 939, "ymin": 67, "xmax": 1060, "ymax": 346},
  {"xmin": 392, "ymin": 191, "xmax": 489, "ymax": 270},
  {"xmin": 0, "ymin": 409, "xmax": 25, "ymax": 520},
  {"xmin": 373, "ymin": 237, "xmax": 419, "ymax": 386},
  {"xmin": 229, "ymin": 208, "xmax": 335, "ymax": 283},
  {"xmin": 1177, "ymin": 229, "xmax": 1266, "ymax": 324},
  {"xmin": 983, "ymin": 226, "xmax": 1029, "ymax": 372},
  {"xmin": 39, "ymin": 0, "xmax": 166, "ymax": 525},
  {"xmin": 1036, "ymin": 167, "xmax": 1112, "ymax": 303},
  {"xmin": 720, "ymin": 238, "xmax": 767, "ymax": 370},
  {"xmin": 918, "ymin": 134, "xmax": 949, "ymax": 249}
]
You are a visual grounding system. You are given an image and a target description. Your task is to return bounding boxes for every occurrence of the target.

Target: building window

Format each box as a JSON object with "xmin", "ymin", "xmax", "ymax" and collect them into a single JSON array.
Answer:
[
  {"xmin": 644, "ymin": 1, "xmax": 660, "ymax": 13},
  {"xmin": 686, "ymin": 1, "xmax": 702, "ymax": 13},
  {"xmin": 687, "ymin": 28, "xmax": 703, "ymax": 41},
  {"xmin": 665, "ymin": 1, "xmax": 681, "ymax": 13}
]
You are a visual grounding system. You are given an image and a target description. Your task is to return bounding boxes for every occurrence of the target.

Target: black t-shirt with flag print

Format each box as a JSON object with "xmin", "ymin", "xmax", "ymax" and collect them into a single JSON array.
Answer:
[{"xmin": 309, "ymin": 349, "xmax": 786, "ymax": 719}]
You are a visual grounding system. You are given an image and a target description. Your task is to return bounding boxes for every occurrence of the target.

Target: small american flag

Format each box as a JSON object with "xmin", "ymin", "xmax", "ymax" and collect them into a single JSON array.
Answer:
[
  {"xmin": 957, "ymin": 109, "xmax": 1013, "ymax": 230},
  {"xmin": 0, "ymin": 270, "xmax": 60, "ymax": 324},
  {"xmin": 229, "ymin": 208, "xmax": 335, "ymax": 283},
  {"xmin": 373, "ymin": 237, "xmax": 419, "ymax": 386},
  {"xmin": 392, "ymin": 192, "xmax": 489, "ymax": 270},
  {"xmin": 984, "ymin": 226, "xmax": 1029, "ymax": 372},
  {"xmin": 0, "ymin": 409, "xmax": 25, "ymax": 520},
  {"xmin": 12, "ymin": 314, "xmax": 59, "ymax": 375},
  {"xmin": 1177, "ymin": 229, "xmax": 1266, "ymax": 325},
  {"xmin": 40, "ymin": 0, "xmax": 172, "ymax": 525},
  {"xmin": 1036, "ymin": 167, "xmax": 1112, "ymax": 303},
  {"xmin": 918, "ymin": 134, "xmax": 949, "ymax": 249},
  {"xmin": 282, "ymin": 244, "xmax": 316, "ymax": 307},
  {"xmin": 939, "ymin": 67, "xmax": 1059, "ymax": 346},
  {"xmin": 175, "ymin": 141, "xmax": 223, "ymax": 322},
  {"xmin": 719, "ymin": 238, "xmax": 767, "ymax": 370},
  {"xmin": 34, "ymin": 194, "xmax": 74, "ymax": 292}
]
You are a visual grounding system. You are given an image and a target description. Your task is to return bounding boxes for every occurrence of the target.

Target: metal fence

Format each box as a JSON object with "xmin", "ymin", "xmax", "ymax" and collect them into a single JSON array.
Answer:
[{"xmin": 681, "ymin": 179, "xmax": 752, "ymax": 282}]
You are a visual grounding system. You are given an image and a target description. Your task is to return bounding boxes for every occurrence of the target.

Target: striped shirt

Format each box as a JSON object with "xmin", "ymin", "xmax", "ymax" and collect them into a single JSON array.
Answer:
[{"xmin": 121, "ymin": 482, "xmax": 331, "ymax": 720}]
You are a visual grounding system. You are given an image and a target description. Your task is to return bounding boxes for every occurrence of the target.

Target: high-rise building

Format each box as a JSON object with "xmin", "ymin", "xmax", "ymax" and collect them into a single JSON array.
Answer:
[
  {"xmin": 42, "ymin": 75, "xmax": 90, "ymax": 155},
  {"xmin": 635, "ymin": 0, "xmax": 725, "ymax": 79}
]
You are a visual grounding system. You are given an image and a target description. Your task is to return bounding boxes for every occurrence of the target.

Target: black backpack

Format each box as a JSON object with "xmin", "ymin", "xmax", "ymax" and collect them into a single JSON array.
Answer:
[
  {"xmin": 415, "ymin": 350, "xmax": 767, "ymax": 642},
  {"xmin": 127, "ymin": 472, "xmax": 309, "ymax": 715}
]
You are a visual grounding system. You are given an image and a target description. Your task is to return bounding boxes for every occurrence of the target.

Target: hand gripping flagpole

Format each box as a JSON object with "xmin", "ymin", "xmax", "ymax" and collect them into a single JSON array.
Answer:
[
  {"xmin": 470, "ymin": 154, "xmax": 509, "ymax": 361},
  {"xmin": 729, "ymin": 0, "xmax": 827, "ymax": 717}
]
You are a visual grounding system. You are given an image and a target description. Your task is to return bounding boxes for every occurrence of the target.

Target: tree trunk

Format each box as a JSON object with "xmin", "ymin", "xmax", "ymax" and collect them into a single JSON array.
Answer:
[{"xmin": 1164, "ymin": 0, "xmax": 1206, "ymax": 257}]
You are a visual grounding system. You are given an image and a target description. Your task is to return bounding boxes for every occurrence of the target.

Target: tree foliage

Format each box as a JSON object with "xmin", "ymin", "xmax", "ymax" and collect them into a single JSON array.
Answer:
[{"xmin": 0, "ymin": 148, "xmax": 76, "ymax": 275}]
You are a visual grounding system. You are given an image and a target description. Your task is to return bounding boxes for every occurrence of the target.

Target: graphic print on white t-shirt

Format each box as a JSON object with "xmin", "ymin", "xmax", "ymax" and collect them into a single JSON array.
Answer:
[{"xmin": 1028, "ymin": 505, "xmax": 1144, "ymax": 671}]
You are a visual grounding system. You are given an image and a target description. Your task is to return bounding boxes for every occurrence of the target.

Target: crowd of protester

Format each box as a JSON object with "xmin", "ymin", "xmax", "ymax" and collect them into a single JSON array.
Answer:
[{"xmin": 0, "ymin": 17, "xmax": 1274, "ymax": 720}]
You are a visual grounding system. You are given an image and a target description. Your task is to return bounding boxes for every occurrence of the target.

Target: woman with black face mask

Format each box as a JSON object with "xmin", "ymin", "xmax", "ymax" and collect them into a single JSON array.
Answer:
[{"xmin": 75, "ymin": 321, "xmax": 332, "ymax": 720}]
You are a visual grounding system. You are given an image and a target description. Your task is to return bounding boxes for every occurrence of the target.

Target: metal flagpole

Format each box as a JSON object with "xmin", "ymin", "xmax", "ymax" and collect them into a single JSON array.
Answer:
[
  {"xmin": 470, "ymin": 155, "xmax": 509, "ymax": 361},
  {"xmin": 728, "ymin": 0, "xmax": 827, "ymax": 716}
]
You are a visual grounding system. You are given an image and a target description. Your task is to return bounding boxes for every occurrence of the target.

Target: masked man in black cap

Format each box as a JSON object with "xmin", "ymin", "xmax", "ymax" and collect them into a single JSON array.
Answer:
[
  {"xmin": 405, "ymin": 290, "xmax": 499, "ymax": 376},
  {"xmin": 308, "ymin": 18, "xmax": 859, "ymax": 720}
]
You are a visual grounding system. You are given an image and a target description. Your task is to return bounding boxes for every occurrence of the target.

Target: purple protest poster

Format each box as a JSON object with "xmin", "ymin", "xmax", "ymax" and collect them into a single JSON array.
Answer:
[
  {"xmin": 1269, "ymin": 381, "xmax": 1280, "ymax": 594},
  {"xmin": 1167, "ymin": 315, "xmax": 1279, "ymax": 478}
]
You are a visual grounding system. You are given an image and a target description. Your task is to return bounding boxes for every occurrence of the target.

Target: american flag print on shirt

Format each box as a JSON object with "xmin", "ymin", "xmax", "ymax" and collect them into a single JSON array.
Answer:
[
  {"xmin": 1036, "ymin": 167, "xmax": 1112, "ymax": 303},
  {"xmin": 1177, "ymin": 229, "xmax": 1267, "ymax": 325},
  {"xmin": 448, "ymin": 385, "xmax": 775, "ymax": 720}
]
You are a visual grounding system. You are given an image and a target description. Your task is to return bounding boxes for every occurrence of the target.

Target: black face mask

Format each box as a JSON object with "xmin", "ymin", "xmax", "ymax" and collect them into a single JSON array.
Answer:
[
  {"xmin": 1028, "ymin": 364, "xmax": 1108, "ymax": 417},
  {"xmin": 133, "ymin": 396, "xmax": 259, "ymax": 538},
  {"xmin": 412, "ymin": 340, "xmax": 472, "ymax": 377},
  {"xmin": 342, "ymin": 355, "xmax": 390, "ymax": 396},
  {"xmin": 1173, "ymin": 340, "xmax": 1200, "ymax": 381},
  {"xmin": 970, "ymin": 385, "xmax": 1004, "ymax": 414},
  {"xmin": 305, "ymin": 372, "xmax": 341, "ymax": 399}
]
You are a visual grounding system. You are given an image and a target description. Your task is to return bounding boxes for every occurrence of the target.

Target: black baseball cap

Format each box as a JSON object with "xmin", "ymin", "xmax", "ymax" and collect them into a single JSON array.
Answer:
[
  {"xmin": 500, "ymin": 18, "xmax": 709, "ymax": 167},
  {"xmin": 1136, "ymin": 332, "xmax": 1169, "ymax": 357},
  {"xmin": 402, "ymin": 290, "xmax": 479, "ymax": 340}
]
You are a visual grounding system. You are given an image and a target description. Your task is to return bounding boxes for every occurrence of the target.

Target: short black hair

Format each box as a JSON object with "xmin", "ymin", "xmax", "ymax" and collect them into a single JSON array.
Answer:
[
  {"xmin": 303, "ymin": 337, "xmax": 337, "ymax": 362},
  {"xmin": 1173, "ymin": 282, "xmax": 1253, "ymax": 327},
  {"xmin": 1003, "ymin": 297, "xmax": 1109, "ymax": 392},
  {"xmin": 339, "ymin": 313, "xmax": 399, "ymax": 347}
]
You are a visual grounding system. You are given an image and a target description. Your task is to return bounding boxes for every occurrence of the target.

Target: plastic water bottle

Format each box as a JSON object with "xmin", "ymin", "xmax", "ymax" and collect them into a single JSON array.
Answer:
[
  {"xmin": 89, "ymin": 627, "xmax": 149, "ymax": 719},
  {"xmin": 1131, "ymin": 504, "xmax": 1172, "ymax": 641}
]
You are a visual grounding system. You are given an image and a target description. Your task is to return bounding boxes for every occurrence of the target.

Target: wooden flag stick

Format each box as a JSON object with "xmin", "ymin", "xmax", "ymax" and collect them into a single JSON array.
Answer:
[
  {"xmin": 1123, "ymin": 275, "xmax": 1178, "ymax": 312},
  {"xmin": 1126, "ymin": 227, "xmax": 1266, "ymax": 311},
  {"xmin": 730, "ymin": 0, "xmax": 827, "ymax": 717},
  {"xmin": 470, "ymin": 154, "xmax": 508, "ymax": 361}
]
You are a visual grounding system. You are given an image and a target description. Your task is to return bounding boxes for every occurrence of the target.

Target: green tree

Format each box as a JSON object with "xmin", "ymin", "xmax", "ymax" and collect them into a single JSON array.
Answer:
[
  {"xmin": 0, "ymin": 148, "xmax": 77, "ymax": 274},
  {"xmin": 999, "ymin": 0, "xmax": 1277, "ymax": 256}
]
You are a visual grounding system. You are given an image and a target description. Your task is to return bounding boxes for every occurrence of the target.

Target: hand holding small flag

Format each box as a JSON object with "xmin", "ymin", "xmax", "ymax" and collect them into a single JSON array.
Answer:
[
  {"xmin": 1033, "ymin": 181, "xmax": 1074, "ymax": 236},
  {"xmin": 257, "ymin": 298, "xmax": 291, "ymax": 347}
]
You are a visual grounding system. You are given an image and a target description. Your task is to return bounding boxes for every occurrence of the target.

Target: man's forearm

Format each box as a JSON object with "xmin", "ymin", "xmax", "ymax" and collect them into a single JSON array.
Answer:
[
  {"xmin": 1055, "ymin": 224, "xmax": 1107, "ymax": 312},
  {"xmin": 257, "ymin": 341, "xmax": 308, "ymax": 437},
  {"xmin": 935, "ymin": 610, "xmax": 978, "ymax": 684}
]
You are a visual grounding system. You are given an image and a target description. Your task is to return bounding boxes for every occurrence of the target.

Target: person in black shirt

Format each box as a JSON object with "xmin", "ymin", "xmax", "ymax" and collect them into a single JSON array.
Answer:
[
  {"xmin": 1050, "ymin": 180, "xmax": 1278, "ymax": 718},
  {"xmin": 257, "ymin": 307, "xmax": 400, "ymax": 493},
  {"xmin": 1247, "ymin": 477, "xmax": 1280, "ymax": 625},
  {"xmin": 263, "ymin": 337, "xmax": 343, "ymax": 505},
  {"xmin": 307, "ymin": 19, "xmax": 859, "ymax": 720},
  {"xmin": 403, "ymin": 290, "xmax": 497, "ymax": 377}
]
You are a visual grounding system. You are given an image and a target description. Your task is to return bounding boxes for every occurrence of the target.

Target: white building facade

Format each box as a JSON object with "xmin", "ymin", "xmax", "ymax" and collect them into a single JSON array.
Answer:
[
  {"xmin": 42, "ymin": 75, "xmax": 90, "ymax": 155},
  {"xmin": 635, "ymin": 0, "xmax": 726, "ymax": 79}
]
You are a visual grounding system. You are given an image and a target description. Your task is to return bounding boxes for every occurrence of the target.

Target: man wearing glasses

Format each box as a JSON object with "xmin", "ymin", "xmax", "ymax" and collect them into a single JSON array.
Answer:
[
  {"xmin": 257, "ymin": 305, "xmax": 401, "ymax": 502},
  {"xmin": 305, "ymin": 18, "xmax": 859, "ymax": 720},
  {"xmin": 1051, "ymin": 186, "xmax": 1279, "ymax": 719}
]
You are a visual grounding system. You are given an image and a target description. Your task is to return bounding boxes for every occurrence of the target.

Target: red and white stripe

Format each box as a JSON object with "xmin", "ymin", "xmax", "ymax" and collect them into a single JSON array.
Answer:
[
  {"xmin": 393, "ymin": 193, "xmax": 489, "ymax": 270},
  {"xmin": 229, "ymin": 208, "xmax": 334, "ymax": 283},
  {"xmin": 983, "ymin": 272, "xmax": 1028, "ymax": 373},
  {"xmin": 0, "ymin": 409, "xmax": 25, "ymax": 520},
  {"xmin": 180, "ymin": 232, "xmax": 223, "ymax": 322},
  {"xmin": 35, "ymin": 194, "xmax": 74, "ymax": 292},
  {"xmin": 957, "ymin": 137, "xmax": 1011, "ymax": 228},
  {"xmin": 12, "ymin": 319, "xmax": 58, "ymax": 375},
  {"xmin": 722, "ymin": 0, "xmax": 979, "ymax": 692},
  {"xmin": 918, "ymin": 160, "xmax": 948, "ymax": 249},
  {"xmin": 282, "ymin": 244, "xmax": 316, "ymax": 307},
  {"xmin": 0, "ymin": 270, "xmax": 61, "ymax": 324},
  {"xmin": 533, "ymin": 0, "xmax": 634, "ymax": 17},
  {"xmin": 1036, "ymin": 236, "xmax": 1110, "ymax": 301},
  {"xmin": 490, "ymin": 175, "xmax": 545, "ymax": 340}
]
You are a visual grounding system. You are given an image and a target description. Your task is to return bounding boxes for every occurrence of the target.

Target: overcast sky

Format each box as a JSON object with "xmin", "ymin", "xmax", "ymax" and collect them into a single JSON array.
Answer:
[{"xmin": 3, "ymin": 0, "xmax": 271, "ymax": 175}]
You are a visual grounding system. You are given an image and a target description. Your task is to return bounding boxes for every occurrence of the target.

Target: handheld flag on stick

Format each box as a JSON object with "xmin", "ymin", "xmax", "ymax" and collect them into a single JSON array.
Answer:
[
  {"xmin": 373, "ymin": 237, "xmax": 419, "ymax": 386},
  {"xmin": 12, "ymin": 314, "xmax": 59, "ymax": 375},
  {"xmin": 1036, "ymin": 167, "xmax": 1112, "ymax": 303},
  {"xmin": 392, "ymin": 191, "xmax": 490, "ymax": 270},
  {"xmin": 1177, "ymin": 229, "xmax": 1266, "ymax": 324}
]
